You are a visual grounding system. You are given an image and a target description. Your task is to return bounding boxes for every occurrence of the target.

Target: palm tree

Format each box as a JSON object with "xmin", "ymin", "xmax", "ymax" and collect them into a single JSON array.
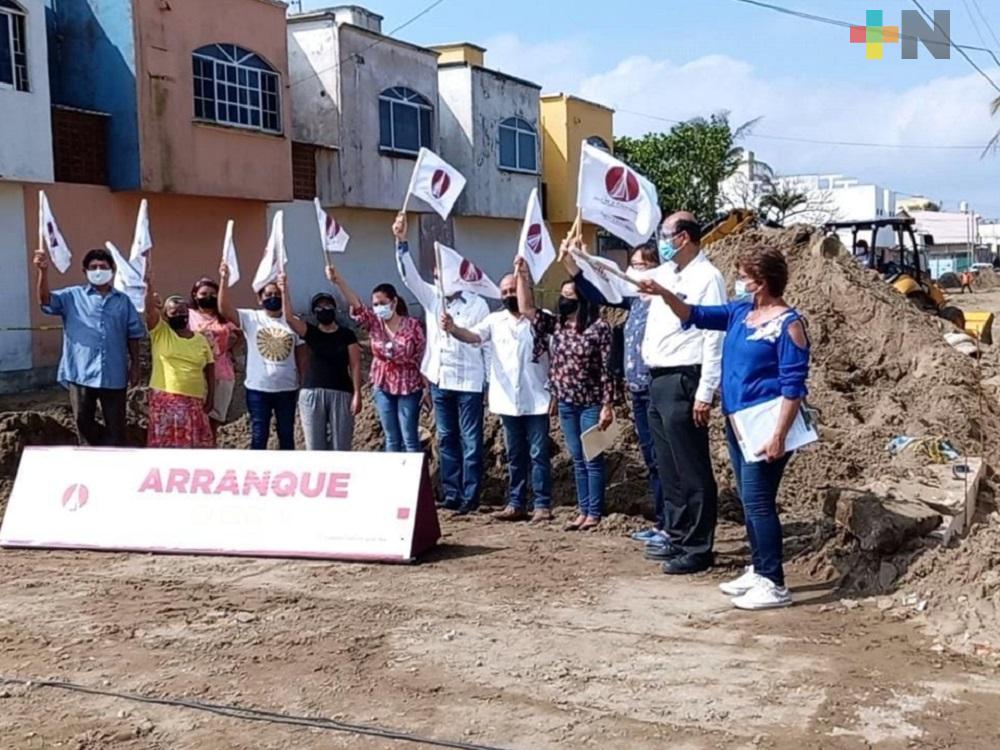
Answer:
[
  {"xmin": 759, "ymin": 186, "xmax": 809, "ymax": 226},
  {"xmin": 987, "ymin": 95, "xmax": 1000, "ymax": 155}
]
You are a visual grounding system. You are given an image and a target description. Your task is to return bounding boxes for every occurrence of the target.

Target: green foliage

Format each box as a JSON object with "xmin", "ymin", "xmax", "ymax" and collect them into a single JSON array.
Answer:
[
  {"xmin": 759, "ymin": 186, "xmax": 809, "ymax": 226},
  {"xmin": 614, "ymin": 113, "xmax": 750, "ymax": 224}
]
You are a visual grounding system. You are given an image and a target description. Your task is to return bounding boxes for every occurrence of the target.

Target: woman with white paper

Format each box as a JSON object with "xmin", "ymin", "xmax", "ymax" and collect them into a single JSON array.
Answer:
[{"xmin": 638, "ymin": 246, "xmax": 810, "ymax": 611}]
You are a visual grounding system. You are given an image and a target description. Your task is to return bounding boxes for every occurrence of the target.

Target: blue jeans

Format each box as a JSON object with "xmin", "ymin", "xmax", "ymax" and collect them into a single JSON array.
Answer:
[
  {"xmin": 373, "ymin": 388, "xmax": 423, "ymax": 452},
  {"xmin": 725, "ymin": 422, "xmax": 790, "ymax": 587},
  {"xmin": 500, "ymin": 414, "xmax": 551, "ymax": 511},
  {"xmin": 557, "ymin": 401, "xmax": 605, "ymax": 519},
  {"xmin": 246, "ymin": 388, "xmax": 298, "ymax": 450},
  {"xmin": 431, "ymin": 386, "xmax": 484, "ymax": 508},
  {"xmin": 631, "ymin": 389, "xmax": 664, "ymax": 529}
]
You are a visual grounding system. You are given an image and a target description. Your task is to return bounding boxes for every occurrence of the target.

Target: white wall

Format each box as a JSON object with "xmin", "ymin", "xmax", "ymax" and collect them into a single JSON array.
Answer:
[
  {"xmin": 0, "ymin": 184, "xmax": 32, "ymax": 371},
  {"xmin": 287, "ymin": 17, "xmax": 341, "ymax": 149},
  {"xmin": 0, "ymin": 0, "xmax": 53, "ymax": 183}
]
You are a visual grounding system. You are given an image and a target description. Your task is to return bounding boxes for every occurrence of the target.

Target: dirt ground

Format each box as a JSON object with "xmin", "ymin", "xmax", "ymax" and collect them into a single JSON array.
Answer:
[{"xmin": 2, "ymin": 513, "xmax": 1000, "ymax": 750}]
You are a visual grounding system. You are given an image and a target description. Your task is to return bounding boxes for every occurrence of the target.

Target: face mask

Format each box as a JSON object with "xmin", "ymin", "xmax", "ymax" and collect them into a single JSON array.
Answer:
[
  {"xmin": 558, "ymin": 297, "xmax": 579, "ymax": 316},
  {"xmin": 315, "ymin": 308, "xmax": 337, "ymax": 325},
  {"xmin": 197, "ymin": 296, "xmax": 218, "ymax": 310},
  {"xmin": 262, "ymin": 296, "xmax": 282, "ymax": 312},
  {"xmin": 167, "ymin": 314, "xmax": 189, "ymax": 331},
  {"xmin": 502, "ymin": 296, "xmax": 519, "ymax": 314},
  {"xmin": 734, "ymin": 280, "xmax": 757, "ymax": 301},
  {"xmin": 87, "ymin": 268, "xmax": 113, "ymax": 286},
  {"xmin": 373, "ymin": 302, "xmax": 394, "ymax": 321},
  {"xmin": 658, "ymin": 238, "xmax": 679, "ymax": 263}
]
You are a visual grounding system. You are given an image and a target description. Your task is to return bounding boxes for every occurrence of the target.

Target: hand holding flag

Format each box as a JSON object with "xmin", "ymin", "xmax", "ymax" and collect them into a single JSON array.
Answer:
[
  {"xmin": 38, "ymin": 191, "xmax": 72, "ymax": 274},
  {"xmin": 436, "ymin": 242, "xmax": 501, "ymax": 299},
  {"xmin": 577, "ymin": 142, "xmax": 662, "ymax": 248},
  {"xmin": 252, "ymin": 211, "xmax": 288, "ymax": 293},
  {"xmin": 314, "ymin": 198, "xmax": 349, "ymax": 257}
]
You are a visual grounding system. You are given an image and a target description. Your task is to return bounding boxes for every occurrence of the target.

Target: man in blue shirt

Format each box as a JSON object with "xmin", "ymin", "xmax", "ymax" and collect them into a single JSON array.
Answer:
[{"xmin": 34, "ymin": 247, "xmax": 146, "ymax": 446}]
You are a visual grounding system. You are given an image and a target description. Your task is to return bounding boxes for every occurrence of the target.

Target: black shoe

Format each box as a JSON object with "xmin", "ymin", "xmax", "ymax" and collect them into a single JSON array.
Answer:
[
  {"xmin": 661, "ymin": 553, "xmax": 714, "ymax": 575},
  {"xmin": 643, "ymin": 541, "xmax": 685, "ymax": 561},
  {"xmin": 453, "ymin": 503, "xmax": 479, "ymax": 516}
]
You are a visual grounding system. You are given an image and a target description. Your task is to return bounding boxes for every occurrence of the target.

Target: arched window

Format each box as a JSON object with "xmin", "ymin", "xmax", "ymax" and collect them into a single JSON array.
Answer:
[
  {"xmin": 586, "ymin": 135, "xmax": 610, "ymax": 152},
  {"xmin": 499, "ymin": 117, "xmax": 537, "ymax": 173},
  {"xmin": 379, "ymin": 87, "xmax": 433, "ymax": 156},
  {"xmin": 192, "ymin": 44, "xmax": 281, "ymax": 133},
  {"xmin": 0, "ymin": 0, "xmax": 28, "ymax": 92}
]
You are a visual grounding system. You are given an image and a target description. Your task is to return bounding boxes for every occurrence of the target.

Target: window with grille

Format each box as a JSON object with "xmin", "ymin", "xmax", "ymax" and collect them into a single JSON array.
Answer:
[
  {"xmin": 378, "ymin": 87, "xmax": 433, "ymax": 157},
  {"xmin": 0, "ymin": 0, "xmax": 28, "ymax": 92},
  {"xmin": 192, "ymin": 44, "xmax": 281, "ymax": 133},
  {"xmin": 498, "ymin": 117, "xmax": 537, "ymax": 173}
]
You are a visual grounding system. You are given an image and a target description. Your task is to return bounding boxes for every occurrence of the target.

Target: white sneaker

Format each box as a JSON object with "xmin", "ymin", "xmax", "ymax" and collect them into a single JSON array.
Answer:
[
  {"xmin": 719, "ymin": 566, "xmax": 761, "ymax": 597},
  {"xmin": 731, "ymin": 577, "xmax": 792, "ymax": 610}
]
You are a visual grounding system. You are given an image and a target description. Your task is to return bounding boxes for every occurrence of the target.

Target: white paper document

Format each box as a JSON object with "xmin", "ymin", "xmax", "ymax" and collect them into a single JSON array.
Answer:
[
  {"xmin": 728, "ymin": 397, "xmax": 818, "ymax": 464},
  {"xmin": 581, "ymin": 419, "xmax": 622, "ymax": 462}
]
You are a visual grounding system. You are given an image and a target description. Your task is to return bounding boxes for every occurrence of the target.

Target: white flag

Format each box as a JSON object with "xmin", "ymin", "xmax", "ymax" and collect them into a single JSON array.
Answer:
[
  {"xmin": 222, "ymin": 219, "xmax": 241, "ymax": 288},
  {"xmin": 436, "ymin": 242, "xmax": 501, "ymax": 299},
  {"xmin": 406, "ymin": 148, "xmax": 467, "ymax": 220},
  {"xmin": 577, "ymin": 143, "xmax": 662, "ymax": 248},
  {"xmin": 39, "ymin": 191, "xmax": 72, "ymax": 274},
  {"xmin": 252, "ymin": 211, "xmax": 288, "ymax": 293},
  {"xmin": 128, "ymin": 199, "xmax": 153, "ymax": 280},
  {"xmin": 106, "ymin": 241, "xmax": 146, "ymax": 313},
  {"xmin": 572, "ymin": 250, "xmax": 653, "ymax": 304},
  {"xmin": 516, "ymin": 187, "xmax": 556, "ymax": 284},
  {"xmin": 314, "ymin": 198, "xmax": 349, "ymax": 254}
]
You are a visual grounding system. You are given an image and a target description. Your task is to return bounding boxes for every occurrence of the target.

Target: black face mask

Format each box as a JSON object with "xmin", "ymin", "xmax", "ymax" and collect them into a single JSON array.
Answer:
[
  {"xmin": 558, "ymin": 297, "xmax": 579, "ymax": 316},
  {"xmin": 315, "ymin": 308, "xmax": 337, "ymax": 325},
  {"xmin": 197, "ymin": 296, "xmax": 218, "ymax": 311},
  {"xmin": 262, "ymin": 296, "xmax": 282, "ymax": 312},
  {"xmin": 167, "ymin": 314, "xmax": 189, "ymax": 331},
  {"xmin": 502, "ymin": 296, "xmax": 519, "ymax": 314}
]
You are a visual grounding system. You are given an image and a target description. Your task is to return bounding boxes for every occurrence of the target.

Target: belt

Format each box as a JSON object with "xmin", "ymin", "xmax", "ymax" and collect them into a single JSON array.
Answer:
[{"xmin": 649, "ymin": 365, "xmax": 701, "ymax": 379}]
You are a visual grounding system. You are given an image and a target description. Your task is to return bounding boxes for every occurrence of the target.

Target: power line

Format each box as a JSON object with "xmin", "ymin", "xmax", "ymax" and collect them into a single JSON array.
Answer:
[
  {"xmin": 970, "ymin": 0, "xmax": 1000, "ymax": 53},
  {"xmin": 911, "ymin": 0, "xmax": 1000, "ymax": 93},
  {"xmin": 962, "ymin": 0, "xmax": 992, "ymax": 51},
  {"xmin": 289, "ymin": 0, "xmax": 448, "ymax": 89}
]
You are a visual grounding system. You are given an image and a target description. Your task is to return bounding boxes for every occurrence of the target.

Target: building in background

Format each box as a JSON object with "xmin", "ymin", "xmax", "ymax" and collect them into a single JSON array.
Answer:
[
  {"xmin": 0, "ymin": 0, "xmax": 52, "ymax": 389},
  {"xmin": 903, "ymin": 205, "xmax": 980, "ymax": 277},
  {"xmin": 979, "ymin": 221, "xmax": 1000, "ymax": 259}
]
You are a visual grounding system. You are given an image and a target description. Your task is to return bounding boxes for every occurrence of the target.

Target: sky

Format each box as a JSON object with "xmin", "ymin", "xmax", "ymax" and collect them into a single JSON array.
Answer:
[{"xmin": 300, "ymin": 0, "xmax": 1000, "ymax": 216}]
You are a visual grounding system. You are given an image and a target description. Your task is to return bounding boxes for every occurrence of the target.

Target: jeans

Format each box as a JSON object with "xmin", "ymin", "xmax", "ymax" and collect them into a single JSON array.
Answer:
[
  {"xmin": 246, "ymin": 389, "xmax": 298, "ymax": 450},
  {"xmin": 500, "ymin": 414, "xmax": 551, "ymax": 511},
  {"xmin": 631, "ymin": 389, "xmax": 664, "ymax": 529},
  {"xmin": 299, "ymin": 388, "xmax": 354, "ymax": 451},
  {"xmin": 431, "ymin": 386, "xmax": 484, "ymax": 507},
  {"xmin": 557, "ymin": 401, "xmax": 605, "ymax": 519},
  {"xmin": 647, "ymin": 367, "xmax": 718, "ymax": 558},
  {"xmin": 67, "ymin": 384, "xmax": 128, "ymax": 447},
  {"xmin": 373, "ymin": 388, "xmax": 423, "ymax": 452},
  {"xmin": 725, "ymin": 422, "xmax": 790, "ymax": 587}
]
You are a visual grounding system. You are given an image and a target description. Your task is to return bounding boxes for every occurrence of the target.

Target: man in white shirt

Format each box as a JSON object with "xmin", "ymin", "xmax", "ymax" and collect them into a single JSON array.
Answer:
[
  {"xmin": 637, "ymin": 211, "xmax": 726, "ymax": 575},
  {"xmin": 392, "ymin": 214, "xmax": 490, "ymax": 515},
  {"xmin": 441, "ymin": 274, "xmax": 553, "ymax": 523}
]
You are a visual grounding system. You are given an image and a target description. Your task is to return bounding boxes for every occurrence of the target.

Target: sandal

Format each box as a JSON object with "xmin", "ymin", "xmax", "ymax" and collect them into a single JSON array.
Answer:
[
  {"xmin": 580, "ymin": 517, "xmax": 602, "ymax": 531},
  {"xmin": 564, "ymin": 514, "xmax": 587, "ymax": 531}
]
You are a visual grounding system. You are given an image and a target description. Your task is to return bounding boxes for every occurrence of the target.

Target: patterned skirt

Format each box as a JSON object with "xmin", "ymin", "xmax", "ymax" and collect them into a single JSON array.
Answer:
[{"xmin": 147, "ymin": 389, "xmax": 215, "ymax": 448}]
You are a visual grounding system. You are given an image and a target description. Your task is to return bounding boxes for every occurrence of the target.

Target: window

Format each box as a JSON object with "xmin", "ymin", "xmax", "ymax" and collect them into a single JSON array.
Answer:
[
  {"xmin": 0, "ymin": 0, "xmax": 28, "ymax": 92},
  {"xmin": 586, "ymin": 135, "xmax": 610, "ymax": 152},
  {"xmin": 379, "ymin": 87, "xmax": 433, "ymax": 156},
  {"xmin": 498, "ymin": 117, "xmax": 537, "ymax": 173},
  {"xmin": 192, "ymin": 44, "xmax": 281, "ymax": 133}
]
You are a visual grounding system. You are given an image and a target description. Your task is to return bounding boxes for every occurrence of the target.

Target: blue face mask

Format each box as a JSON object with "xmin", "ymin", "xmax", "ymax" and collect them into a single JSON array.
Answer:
[
  {"xmin": 658, "ymin": 238, "xmax": 678, "ymax": 263},
  {"xmin": 734, "ymin": 280, "xmax": 750, "ymax": 300}
]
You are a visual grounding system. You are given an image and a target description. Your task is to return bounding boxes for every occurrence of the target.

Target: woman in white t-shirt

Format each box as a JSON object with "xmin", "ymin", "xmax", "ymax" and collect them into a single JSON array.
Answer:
[{"xmin": 219, "ymin": 263, "xmax": 304, "ymax": 450}]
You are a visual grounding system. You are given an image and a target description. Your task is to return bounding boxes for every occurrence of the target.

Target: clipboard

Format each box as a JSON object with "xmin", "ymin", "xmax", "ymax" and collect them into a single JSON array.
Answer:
[{"xmin": 581, "ymin": 419, "xmax": 622, "ymax": 462}]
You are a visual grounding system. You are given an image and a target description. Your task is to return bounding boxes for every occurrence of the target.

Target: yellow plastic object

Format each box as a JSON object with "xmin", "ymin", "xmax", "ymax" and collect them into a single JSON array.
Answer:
[
  {"xmin": 703, "ymin": 209, "xmax": 754, "ymax": 247},
  {"xmin": 963, "ymin": 310, "xmax": 994, "ymax": 345},
  {"xmin": 927, "ymin": 283, "xmax": 947, "ymax": 308},
  {"xmin": 892, "ymin": 276, "xmax": 921, "ymax": 297}
]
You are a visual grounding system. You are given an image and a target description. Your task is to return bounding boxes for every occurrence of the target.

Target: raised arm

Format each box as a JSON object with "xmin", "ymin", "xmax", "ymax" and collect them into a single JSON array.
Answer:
[
  {"xmin": 392, "ymin": 213, "xmax": 436, "ymax": 312},
  {"xmin": 144, "ymin": 272, "xmax": 159, "ymax": 329},
  {"xmin": 277, "ymin": 273, "xmax": 307, "ymax": 337},
  {"xmin": 326, "ymin": 263, "xmax": 362, "ymax": 311},
  {"xmin": 33, "ymin": 249, "xmax": 52, "ymax": 308},
  {"xmin": 218, "ymin": 262, "xmax": 239, "ymax": 327},
  {"xmin": 514, "ymin": 257, "xmax": 536, "ymax": 318},
  {"xmin": 637, "ymin": 277, "xmax": 691, "ymax": 321}
]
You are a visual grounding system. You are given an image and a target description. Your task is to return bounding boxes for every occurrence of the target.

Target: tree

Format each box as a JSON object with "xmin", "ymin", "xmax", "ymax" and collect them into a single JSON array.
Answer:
[
  {"xmin": 759, "ymin": 186, "xmax": 808, "ymax": 226},
  {"xmin": 758, "ymin": 183, "xmax": 839, "ymax": 226},
  {"xmin": 986, "ymin": 95, "xmax": 1000, "ymax": 155},
  {"xmin": 614, "ymin": 113, "xmax": 753, "ymax": 224}
]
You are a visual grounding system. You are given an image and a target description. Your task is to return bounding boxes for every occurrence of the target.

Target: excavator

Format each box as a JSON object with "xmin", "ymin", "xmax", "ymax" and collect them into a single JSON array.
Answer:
[{"xmin": 823, "ymin": 217, "xmax": 993, "ymax": 344}]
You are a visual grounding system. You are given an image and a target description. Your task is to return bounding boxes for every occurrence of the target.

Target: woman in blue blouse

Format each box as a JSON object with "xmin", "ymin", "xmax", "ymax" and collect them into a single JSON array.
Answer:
[{"xmin": 638, "ymin": 246, "xmax": 810, "ymax": 611}]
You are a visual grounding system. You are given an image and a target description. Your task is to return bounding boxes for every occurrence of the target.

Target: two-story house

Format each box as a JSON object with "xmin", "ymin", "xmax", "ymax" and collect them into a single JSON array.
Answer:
[{"xmin": 0, "ymin": 0, "xmax": 52, "ymax": 390}]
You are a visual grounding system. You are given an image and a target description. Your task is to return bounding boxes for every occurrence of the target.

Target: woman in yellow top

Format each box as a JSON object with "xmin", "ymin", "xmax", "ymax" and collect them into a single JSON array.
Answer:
[{"xmin": 145, "ymin": 276, "xmax": 216, "ymax": 448}]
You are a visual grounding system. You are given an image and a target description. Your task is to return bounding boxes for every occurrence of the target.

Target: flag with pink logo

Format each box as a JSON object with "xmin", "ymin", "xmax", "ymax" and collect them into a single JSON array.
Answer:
[
  {"xmin": 405, "ymin": 148, "xmax": 467, "ymax": 220},
  {"xmin": 128, "ymin": 199, "xmax": 153, "ymax": 280},
  {"xmin": 105, "ymin": 241, "xmax": 146, "ymax": 313},
  {"xmin": 516, "ymin": 187, "xmax": 556, "ymax": 284},
  {"xmin": 314, "ymin": 198, "xmax": 349, "ymax": 254},
  {"xmin": 436, "ymin": 242, "xmax": 501, "ymax": 299},
  {"xmin": 252, "ymin": 211, "xmax": 288, "ymax": 293},
  {"xmin": 38, "ymin": 191, "xmax": 72, "ymax": 274},
  {"xmin": 576, "ymin": 142, "xmax": 661, "ymax": 248}
]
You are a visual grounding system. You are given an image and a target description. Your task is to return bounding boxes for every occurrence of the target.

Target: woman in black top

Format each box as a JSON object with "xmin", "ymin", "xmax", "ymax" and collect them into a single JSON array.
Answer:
[{"xmin": 282, "ymin": 281, "xmax": 362, "ymax": 451}]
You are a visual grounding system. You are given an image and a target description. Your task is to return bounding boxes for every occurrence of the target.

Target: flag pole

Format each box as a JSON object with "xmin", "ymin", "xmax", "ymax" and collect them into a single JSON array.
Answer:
[
  {"xmin": 434, "ymin": 241, "xmax": 449, "ymax": 338},
  {"xmin": 37, "ymin": 191, "xmax": 44, "ymax": 253}
]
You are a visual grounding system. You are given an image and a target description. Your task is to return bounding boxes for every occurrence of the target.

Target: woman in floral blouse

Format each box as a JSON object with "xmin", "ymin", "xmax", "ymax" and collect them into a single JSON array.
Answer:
[
  {"xmin": 515, "ymin": 257, "xmax": 615, "ymax": 531},
  {"xmin": 327, "ymin": 263, "xmax": 426, "ymax": 453}
]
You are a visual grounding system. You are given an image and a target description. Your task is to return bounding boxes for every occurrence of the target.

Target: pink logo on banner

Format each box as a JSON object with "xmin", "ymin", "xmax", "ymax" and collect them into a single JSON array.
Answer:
[
  {"xmin": 431, "ymin": 169, "xmax": 451, "ymax": 199},
  {"xmin": 325, "ymin": 215, "xmax": 341, "ymax": 239},
  {"xmin": 61, "ymin": 483, "xmax": 89, "ymax": 512},
  {"xmin": 525, "ymin": 223, "xmax": 543, "ymax": 254},
  {"xmin": 47, "ymin": 222, "xmax": 59, "ymax": 247},
  {"xmin": 605, "ymin": 167, "xmax": 640, "ymax": 202},
  {"xmin": 459, "ymin": 260, "xmax": 483, "ymax": 283}
]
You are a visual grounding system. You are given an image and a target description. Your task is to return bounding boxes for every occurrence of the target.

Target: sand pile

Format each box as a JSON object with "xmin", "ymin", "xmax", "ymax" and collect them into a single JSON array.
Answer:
[{"xmin": 976, "ymin": 267, "xmax": 1000, "ymax": 290}]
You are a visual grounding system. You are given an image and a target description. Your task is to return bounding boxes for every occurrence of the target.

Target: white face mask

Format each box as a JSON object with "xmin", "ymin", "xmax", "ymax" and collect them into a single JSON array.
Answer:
[
  {"xmin": 87, "ymin": 268, "xmax": 113, "ymax": 286},
  {"xmin": 373, "ymin": 302, "xmax": 394, "ymax": 321}
]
